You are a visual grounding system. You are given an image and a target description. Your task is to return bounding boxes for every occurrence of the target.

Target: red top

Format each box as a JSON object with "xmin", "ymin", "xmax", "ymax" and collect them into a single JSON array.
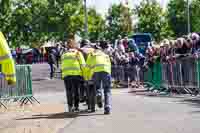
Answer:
[{"xmin": 123, "ymin": 40, "xmax": 129, "ymax": 49}]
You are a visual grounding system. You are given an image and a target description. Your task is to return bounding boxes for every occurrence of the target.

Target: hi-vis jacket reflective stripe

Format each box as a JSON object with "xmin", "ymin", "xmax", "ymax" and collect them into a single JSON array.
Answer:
[
  {"xmin": 84, "ymin": 50, "xmax": 111, "ymax": 80},
  {"xmin": 61, "ymin": 49, "xmax": 86, "ymax": 79},
  {"xmin": 0, "ymin": 32, "xmax": 16, "ymax": 84},
  {"xmin": 0, "ymin": 54, "xmax": 10, "ymax": 61}
]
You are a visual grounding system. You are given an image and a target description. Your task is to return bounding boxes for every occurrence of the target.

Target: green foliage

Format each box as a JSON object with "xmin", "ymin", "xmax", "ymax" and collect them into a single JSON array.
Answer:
[
  {"xmin": 167, "ymin": 0, "xmax": 200, "ymax": 37},
  {"xmin": 105, "ymin": 3, "xmax": 133, "ymax": 41},
  {"xmin": 0, "ymin": 0, "xmax": 105, "ymax": 48},
  {"xmin": 135, "ymin": 0, "xmax": 174, "ymax": 41},
  {"xmin": 9, "ymin": 0, "xmax": 49, "ymax": 47},
  {"xmin": 6, "ymin": 0, "xmax": 200, "ymax": 46},
  {"xmin": 0, "ymin": 0, "xmax": 12, "ymax": 41},
  {"xmin": 190, "ymin": 0, "xmax": 200, "ymax": 32},
  {"xmin": 167, "ymin": 0, "xmax": 188, "ymax": 37},
  {"xmin": 87, "ymin": 8, "xmax": 105, "ymax": 42}
]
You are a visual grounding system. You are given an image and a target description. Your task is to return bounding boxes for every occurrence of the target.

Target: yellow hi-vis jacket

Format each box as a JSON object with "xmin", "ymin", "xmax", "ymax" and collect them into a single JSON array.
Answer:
[
  {"xmin": 84, "ymin": 50, "xmax": 111, "ymax": 80},
  {"xmin": 61, "ymin": 49, "xmax": 86, "ymax": 79},
  {"xmin": 0, "ymin": 32, "xmax": 16, "ymax": 84}
]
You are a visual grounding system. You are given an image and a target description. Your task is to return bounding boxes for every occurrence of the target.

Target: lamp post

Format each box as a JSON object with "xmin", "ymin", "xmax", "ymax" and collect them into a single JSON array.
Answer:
[
  {"xmin": 84, "ymin": 0, "xmax": 88, "ymax": 39},
  {"xmin": 187, "ymin": 0, "xmax": 191, "ymax": 34}
]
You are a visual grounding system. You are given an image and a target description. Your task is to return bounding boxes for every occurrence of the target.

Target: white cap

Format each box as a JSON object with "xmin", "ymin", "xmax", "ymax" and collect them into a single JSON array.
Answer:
[
  {"xmin": 160, "ymin": 42, "xmax": 164, "ymax": 47},
  {"xmin": 163, "ymin": 39, "xmax": 170, "ymax": 46},
  {"xmin": 191, "ymin": 33, "xmax": 200, "ymax": 41}
]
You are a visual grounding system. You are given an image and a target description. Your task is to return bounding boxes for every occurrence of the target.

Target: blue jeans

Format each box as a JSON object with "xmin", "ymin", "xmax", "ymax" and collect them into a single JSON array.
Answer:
[
  {"xmin": 92, "ymin": 72, "xmax": 112, "ymax": 110},
  {"xmin": 49, "ymin": 63, "xmax": 54, "ymax": 79}
]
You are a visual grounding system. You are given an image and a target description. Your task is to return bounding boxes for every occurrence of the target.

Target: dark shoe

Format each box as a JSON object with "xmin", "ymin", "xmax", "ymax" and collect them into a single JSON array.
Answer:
[
  {"xmin": 97, "ymin": 95, "xmax": 103, "ymax": 108},
  {"xmin": 91, "ymin": 107, "xmax": 96, "ymax": 113},
  {"xmin": 74, "ymin": 107, "xmax": 80, "ymax": 112},
  {"xmin": 104, "ymin": 108, "xmax": 111, "ymax": 115},
  {"xmin": 88, "ymin": 109, "xmax": 95, "ymax": 113},
  {"xmin": 80, "ymin": 96, "xmax": 87, "ymax": 103},
  {"xmin": 80, "ymin": 99, "xmax": 85, "ymax": 103},
  {"xmin": 91, "ymin": 110, "xmax": 95, "ymax": 113}
]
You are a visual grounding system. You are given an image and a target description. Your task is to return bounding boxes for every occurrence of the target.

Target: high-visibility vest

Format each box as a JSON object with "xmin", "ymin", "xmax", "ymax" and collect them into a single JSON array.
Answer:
[
  {"xmin": 61, "ymin": 49, "xmax": 85, "ymax": 79},
  {"xmin": 0, "ymin": 32, "xmax": 16, "ymax": 84},
  {"xmin": 81, "ymin": 47, "xmax": 94, "ymax": 63},
  {"xmin": 86, "ymin": 50, "xmax": 111, "ymax": 80}
]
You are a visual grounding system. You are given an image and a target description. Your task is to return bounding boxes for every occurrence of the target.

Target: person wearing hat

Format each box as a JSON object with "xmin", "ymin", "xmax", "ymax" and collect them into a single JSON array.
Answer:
[
  {"xmin": 175, "ymin": 38, "xmax": 191, "ymax": 58},
  {"xmin": 190, "ymin": 33, "xmax": 200, "ymax": 53},
  {"xmin": 76, "ymin": 42, "xmax": 99, "ymax": 112},
  {"xmin": 79, "ymin": 40, "xmax": 95, "ymax": 57},
  {"xmin": 61, "ymin": 39, "xmax": 86, "ymax": 112},
  {"xmin": 75, "ymin": 41, "xmax": 97, "ymax": 112},
  {"xmin": 77, "ymin": 39, "xmax": 91, "ymax": 104},
  {"xmin": 78, "ymin": 40, "xmax": 95, "ymax": 107},
  {"xmin": 85, "ymin": 44, "xmax": 112, "ymax": 114}
]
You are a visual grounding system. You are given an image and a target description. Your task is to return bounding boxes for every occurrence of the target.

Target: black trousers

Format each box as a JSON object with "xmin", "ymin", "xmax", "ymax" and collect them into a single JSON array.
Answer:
[
  {"xmin": 80, "ymin": 81, "xmax": 86, "ymax": 101},
  {"xmin": 64, "ymin": 76, "xmax": 82, "ymax": 108},
  {"xmin": 86, "ymin": 83, "xmax": 96, "ymax": 110}
]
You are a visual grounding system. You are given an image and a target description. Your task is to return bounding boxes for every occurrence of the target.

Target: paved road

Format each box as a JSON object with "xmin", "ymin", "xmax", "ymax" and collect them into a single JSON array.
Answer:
[
  {"xmin": 54, "ymin": 91, "xmax": 200, "ymax": 133},
  {"xmin": 33, "ymin": 64, "xmax": 200, "ymax": 133},
  {"xmin": 33, "ymin": 90, "xmax": 200, "ymax": 133},
  {"xmin": 1, "ymin": 64, "xmax": 200, "ymax": 133}
]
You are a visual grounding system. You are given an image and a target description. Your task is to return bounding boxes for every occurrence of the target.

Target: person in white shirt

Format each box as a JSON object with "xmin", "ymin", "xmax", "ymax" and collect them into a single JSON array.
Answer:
[
  {"xmin": 114, "ymin": 35, "xmax": 122, "ymax": 49},
  {"xmin": 116, "ymin": 40, "xmax": 125, "ymax": 53}
]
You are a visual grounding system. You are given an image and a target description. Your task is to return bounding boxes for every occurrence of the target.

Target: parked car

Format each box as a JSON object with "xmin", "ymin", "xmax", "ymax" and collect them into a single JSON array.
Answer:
[{"xmin": 131, "ymin": 33, "xmax": 152, "ymax": 55}]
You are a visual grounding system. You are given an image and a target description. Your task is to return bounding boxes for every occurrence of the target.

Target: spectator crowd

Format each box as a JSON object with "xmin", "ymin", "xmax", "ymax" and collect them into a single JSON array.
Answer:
[
  {"xmin": 99, "ymin": 33, "xmax": 200, "ymax": 88},
  {"xmin": 11, "ymin": 32, "xmax": 200, "ymax": 87}
]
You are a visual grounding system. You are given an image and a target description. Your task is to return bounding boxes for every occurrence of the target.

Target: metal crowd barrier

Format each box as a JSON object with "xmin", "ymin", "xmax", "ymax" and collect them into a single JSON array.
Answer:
[
  {"xmin": 160, "ymin": 57, "xmax": 200, "ymax": 95},
  {"xmin": 130, "ymin": 56, "xmax": 200, "ymax": 95},
  {"xmin": 111, "ymin": 62, "xmax": 161, "ymax": 89},
  {"xmin": 0, "ymin": 65, "xmax": 39, "ymax": 109},
  {"xmin": 111, "ymin": 65, "xmax": 140, "ymax": 88},
  {"xmin": 111, "ymin": 56, "xmax": 200, "ymax": 96},
  {"xmin": 143, "ymin": 60, "xmax": 163, "ymax": 92}
]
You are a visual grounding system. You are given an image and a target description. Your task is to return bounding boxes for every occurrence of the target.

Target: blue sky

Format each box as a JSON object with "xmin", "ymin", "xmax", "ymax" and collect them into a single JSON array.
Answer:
[{"xmin": 87, "ymin": 0, "xmax": 169, "ymax": 15}]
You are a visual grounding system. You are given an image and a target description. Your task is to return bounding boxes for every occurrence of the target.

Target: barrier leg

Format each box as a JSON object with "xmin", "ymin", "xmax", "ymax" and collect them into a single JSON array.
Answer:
[
  {"xmin": 0, "ymin": 101, "xmax": 7, "ymax": 109},
  {"xmin": 24, "ymin": 97, "xmax": 33, "ymax": 105},
  {"xmin": 20, "ymin": 97, "xmax": 25, "ymax": 102},
  {"xmin": 30, "ymin": 96, "xmax": 40, "ymax": 104},
  {"xmin": 20, "ymin": 97, "xmax": 27, "ymax": 106}
]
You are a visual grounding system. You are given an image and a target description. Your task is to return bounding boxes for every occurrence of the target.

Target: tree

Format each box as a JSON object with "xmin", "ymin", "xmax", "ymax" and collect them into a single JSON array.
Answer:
[
  {"xmin": 8, "ymin": 0, "xmax": 83, "ymax": 47},
  {"xmin": 135, "ymin": 0, "xmax": 174, "ymax": 41},
  {"xmin": 9, "ymin": 0, "xmax": 49, "ymax": 47},
  {"xmin": 167, "ymin": 0, "xmax": 188, "ymax": 37},
  {"xmin": 39, "ymin": 0, "xmax": 83, "ymax": 41},
  {"xmin": 0, "ymin": 0, "xmax": 107, "ymax": 47},
  {"xmin": 87, "ymin": 8, "xmax": 105, "ymax": 42},
  {"xmin": 0, "ymin": 0, "xmax": 12, "ymax": 42},
  {"xmin": 105, "ymin": 3, "xmax": 133, "ymax": 41},
  {"xmin": 190, "ymin": 0, "xmax": 200, "ymax": 32},
  {"xmin": 167, "ymin": 0, "xmax": 200, "ymax": 37}
]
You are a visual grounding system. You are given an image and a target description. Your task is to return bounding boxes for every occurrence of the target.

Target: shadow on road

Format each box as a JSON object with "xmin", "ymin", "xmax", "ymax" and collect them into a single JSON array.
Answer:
[
  {"xmin": 168, "ymin": 98, "xmax": 200, "ymax": 113},
  {"xmin": 131, "ymin": 91, "xmax": 193, "ymax": 99},
  {"xmin": 16, "ymin": 110, "xmax": 105, "ymax": 120},
  {"xmin": 178, "ymin": 98, "xmax": 200, "ymax": 108},
  {"xmin": 130, "ymin": 91, "xmax": 200, "ymax": 113}
]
